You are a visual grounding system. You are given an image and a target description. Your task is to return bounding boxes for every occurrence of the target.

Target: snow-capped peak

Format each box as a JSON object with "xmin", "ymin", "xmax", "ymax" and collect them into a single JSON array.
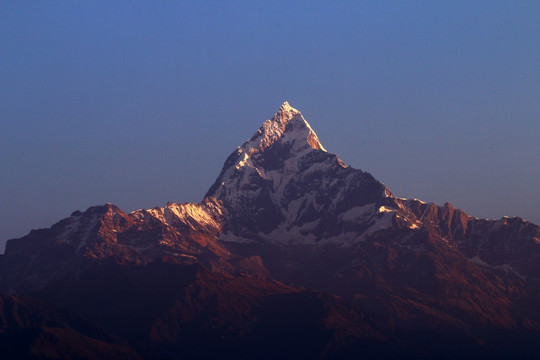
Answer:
[
  {"xmin": 205, "ymin": 102, "xmax": 333, "ymax": 205},
  {"xmin": 274, "ymin": 101, "xmax": 300, "ymax": 124},
  {"xmin": 204, "ymin": 102, "xmax": 392, "ymax": 241},
  {"xmin": 239, "ymin": 101, "xmax": 326, "ymax": 157}
]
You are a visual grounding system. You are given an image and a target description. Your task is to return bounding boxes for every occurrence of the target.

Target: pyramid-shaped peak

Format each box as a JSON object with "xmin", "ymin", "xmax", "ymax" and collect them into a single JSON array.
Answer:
[
  {"xmin": 205, "ymin": 102, "xmax": 331, "ymax": 201},
  {"xmin": 279, "ymin": 101, "xmax": 296, "ymax": 112},
  {"xmin": 250, "ymin": 102, "xmax": 324, "ymax": 153},
  {"xmin": 273, "ymin": 101, "xmax": 301, "ymax": 124}
]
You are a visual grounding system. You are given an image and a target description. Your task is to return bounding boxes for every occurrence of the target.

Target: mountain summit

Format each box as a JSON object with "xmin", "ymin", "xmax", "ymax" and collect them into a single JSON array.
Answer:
[
  {"xmin": 248, "ymin": 101, "xmax": 326, "ymax": 153},
  {"xmin": 206, "ymin": 102, "xmax": 389, "ymax": 238}
]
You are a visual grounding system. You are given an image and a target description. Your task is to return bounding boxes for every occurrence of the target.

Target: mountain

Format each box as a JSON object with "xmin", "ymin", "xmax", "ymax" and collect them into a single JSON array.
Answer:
[
  {"xmin": 206, "ymin": 101, "xmax": 390, "ymax": 241},
  {"xmin": 1, "ymin": 102, "xmax": 539, "ymax": 359}
]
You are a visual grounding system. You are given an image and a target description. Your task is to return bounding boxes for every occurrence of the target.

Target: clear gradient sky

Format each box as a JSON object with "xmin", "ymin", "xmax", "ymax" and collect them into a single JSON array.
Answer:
[{"xmin": 1, "ymin": 1, "xmax": 539, "ymax": 252}]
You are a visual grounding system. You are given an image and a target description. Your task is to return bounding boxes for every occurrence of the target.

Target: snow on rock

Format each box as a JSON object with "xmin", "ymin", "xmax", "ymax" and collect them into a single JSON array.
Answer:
[
  {"xmin": 378, "ymin": 206, "xmax": 396, "ymax": 213},
  {"xmin": 52, "ymin": 206, "xmax": 112, "ymax": 254},
  {"xmin": 469, "ymin": 256, "xmax": 525, "ymax": 279},
  {"xmin": 130, "ymin": 197, "xmax": 224, "ymax": 232},
  {"xmin": 359, "ymin": 212, "xmax": 395, "ymax": 240},
  {"xmin": 242, "ymin": 101, "xmax": 326, "ymax": 155},
  {"xmin": 338, "ymin": 204, "xmax": 376, "ymax": 221}
]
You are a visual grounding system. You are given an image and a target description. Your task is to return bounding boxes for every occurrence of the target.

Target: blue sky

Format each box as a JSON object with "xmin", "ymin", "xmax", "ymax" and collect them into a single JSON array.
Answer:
[{"xmin": 1, "ymin": 1, "xmax": 539, "ymax": 251}]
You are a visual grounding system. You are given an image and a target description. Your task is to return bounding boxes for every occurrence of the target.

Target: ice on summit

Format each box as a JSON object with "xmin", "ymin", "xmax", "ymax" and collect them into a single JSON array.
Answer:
[{"xmin": 241, "ymin": 101, "xmax": 326, "ymax": 155}]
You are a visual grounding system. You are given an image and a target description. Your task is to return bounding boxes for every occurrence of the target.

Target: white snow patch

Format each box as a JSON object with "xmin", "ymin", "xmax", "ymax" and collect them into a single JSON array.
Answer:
[
  {"xmin": 75, "ymin": 215, "xmax": 101, "ymax": 253},
  {"xmin": 339, "ymin": 204, "xmax": 375, "ymax": 221},
  {"xmin": 259, "ymin": 223, "xmax": 318, "ymax": 245},
  {"xmin": 357, "ymin": 212, "xmax": 395, "ymax": 241},
  {"xmin": 468, "ymin": 256, "xmax": 525, "ymax": 279},
  {"xmin": 218, "ymin": 232, "xmax": 254, "ymax": 244},
  {"xmin": 56, "ymin": 219, "xmax": 80, "ymax": 244},
  {"xmin": 131, "ymin": 200, "xmax": 223, "ymax": 231},
  {"xmin": 235, "ymin": 152, "xmax": 251, "ymax": 170},
  {"xmin": 378, "ymin": 206, "xmax": 396, "ymax": 213}
]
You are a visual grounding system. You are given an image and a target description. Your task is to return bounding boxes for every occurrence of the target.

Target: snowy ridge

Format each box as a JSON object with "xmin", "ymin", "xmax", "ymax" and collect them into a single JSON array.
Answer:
[
  {"xmin": 53, "ymin": 205, "xmax": 116, "ymax": 254},
  {"xmin": 130, "ymin": 197, "xmax": 224, "ymax": 232}
]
